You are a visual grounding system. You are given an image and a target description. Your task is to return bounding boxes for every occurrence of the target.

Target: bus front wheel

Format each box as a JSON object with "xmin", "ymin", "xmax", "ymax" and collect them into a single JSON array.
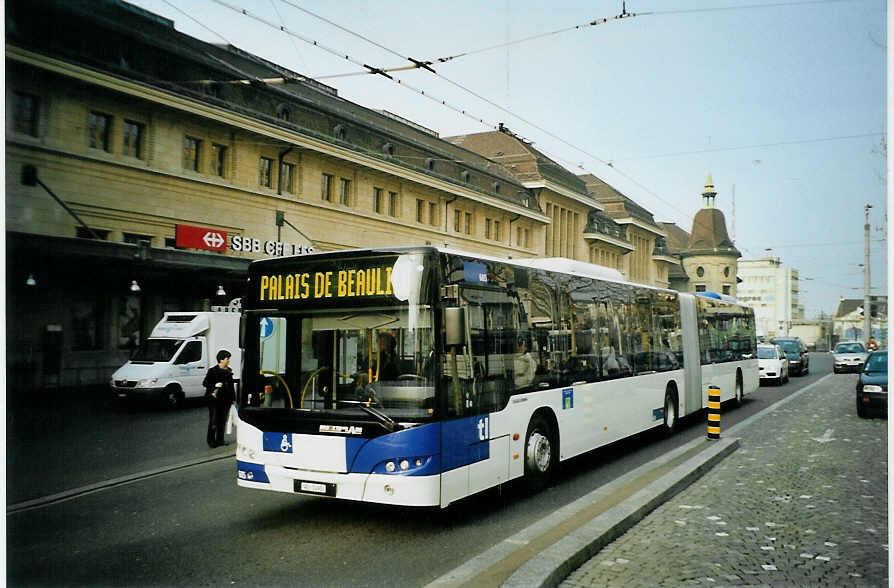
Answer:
[{"xmin": 523, "ymin": 414, "xmax": 555, "ymax": 492}]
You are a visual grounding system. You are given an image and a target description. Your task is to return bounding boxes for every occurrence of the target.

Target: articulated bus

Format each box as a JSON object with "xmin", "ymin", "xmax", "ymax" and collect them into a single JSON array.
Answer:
[{"xmin": 235, "ymin": 247, "xmax": 757, "ymax": 507}]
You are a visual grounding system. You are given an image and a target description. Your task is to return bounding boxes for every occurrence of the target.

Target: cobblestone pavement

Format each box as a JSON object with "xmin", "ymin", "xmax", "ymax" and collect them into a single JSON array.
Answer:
[{"xmin": 562, "ymin": 374, "xmax": 888, "ymax": 587}]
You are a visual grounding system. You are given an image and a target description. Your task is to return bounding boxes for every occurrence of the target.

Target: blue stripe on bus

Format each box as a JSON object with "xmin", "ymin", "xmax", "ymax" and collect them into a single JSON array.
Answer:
[
  {"xmin": 237, "ymin": 460, "xmax": 270, "ymax": 483},
  {"xmin": 347, "ymin": 422, "xmax": 441, "ymax": 475},
  {"xmin": 441, "ymin": 415, "xmax": 490, "ymax": 473}
]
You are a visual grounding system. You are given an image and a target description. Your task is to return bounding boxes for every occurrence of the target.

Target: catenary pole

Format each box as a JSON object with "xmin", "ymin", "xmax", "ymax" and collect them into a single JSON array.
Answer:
[{"xmin": 864, "ymin": 203, "xmax": 872, "ymax": 345}]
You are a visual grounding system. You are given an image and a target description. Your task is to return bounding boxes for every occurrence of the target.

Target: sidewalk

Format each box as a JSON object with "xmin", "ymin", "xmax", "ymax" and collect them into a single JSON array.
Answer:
[{"xmin": 562, "ymin": 374, "xmax": 888, "ymax": 587}]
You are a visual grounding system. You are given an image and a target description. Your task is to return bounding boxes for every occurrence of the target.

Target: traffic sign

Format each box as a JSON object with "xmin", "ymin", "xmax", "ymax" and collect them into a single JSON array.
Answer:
[
  {"xmin": 175, "ymin": 223, "xmax": 228, "ymax": 252},
  {"xmin": 260, "ymin": 317, "xmax": 275, "ymax": 339}
]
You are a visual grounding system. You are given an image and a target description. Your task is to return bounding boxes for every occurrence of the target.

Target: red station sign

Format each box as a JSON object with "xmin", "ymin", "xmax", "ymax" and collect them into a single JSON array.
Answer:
[{"xmin": 175, "ymin": 224, "xmax": 228, "ymax": 252}]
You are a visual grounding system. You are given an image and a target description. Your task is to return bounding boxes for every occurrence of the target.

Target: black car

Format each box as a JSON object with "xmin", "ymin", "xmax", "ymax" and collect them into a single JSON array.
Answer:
[
  {"xmin": 770, "ymin": 337, "xmax": 809, "ymax": 376},
  {"xmin": 856, "ymin": 350, "xmax": 887, "ymax": 418}
]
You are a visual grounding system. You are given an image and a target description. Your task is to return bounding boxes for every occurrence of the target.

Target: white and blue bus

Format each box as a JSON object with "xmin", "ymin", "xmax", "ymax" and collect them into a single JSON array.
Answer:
[{"xmin": 235, "ymin": 247, "xmax": 757, "ymax": 507}]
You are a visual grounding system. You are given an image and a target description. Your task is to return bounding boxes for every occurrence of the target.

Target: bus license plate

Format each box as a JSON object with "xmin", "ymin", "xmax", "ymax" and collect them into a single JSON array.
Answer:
[{"xmin": 295, "ymin": 480, "xmax": 334, "ymax": 496}]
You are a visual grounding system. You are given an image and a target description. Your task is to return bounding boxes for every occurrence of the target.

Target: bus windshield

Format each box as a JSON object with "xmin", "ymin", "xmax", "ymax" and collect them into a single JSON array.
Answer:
[{"xmin": 246, "ymin": 305, "xmax": 436, "ymax": 421}]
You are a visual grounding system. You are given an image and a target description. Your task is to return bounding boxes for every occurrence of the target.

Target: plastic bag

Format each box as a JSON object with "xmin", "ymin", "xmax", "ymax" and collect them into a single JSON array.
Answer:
[{"xmin": 225, "ymin": 403, "xmax": 238, "ymax": 435}]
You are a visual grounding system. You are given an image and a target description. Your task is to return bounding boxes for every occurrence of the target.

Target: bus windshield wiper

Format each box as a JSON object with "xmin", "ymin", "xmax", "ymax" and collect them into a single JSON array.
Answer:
[{"xmin": 337, "ymin": 400, "xmax": 398, "ymax": 432}]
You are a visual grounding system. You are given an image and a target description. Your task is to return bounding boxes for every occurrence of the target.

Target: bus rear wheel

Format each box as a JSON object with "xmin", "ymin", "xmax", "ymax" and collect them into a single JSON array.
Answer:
[
  {"xmin": 523, "ymin": 414, "xmax": 555, "ymax": 492},
  {"xmin": 662, "ymin": 390, "xmax": 678, "ymax": 435}
]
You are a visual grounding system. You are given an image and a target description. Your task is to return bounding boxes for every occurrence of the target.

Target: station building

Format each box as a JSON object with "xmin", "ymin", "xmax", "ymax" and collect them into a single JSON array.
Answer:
[{"xmin": 5, "ymin": 0, "xmax": 721, "ymax": 389}]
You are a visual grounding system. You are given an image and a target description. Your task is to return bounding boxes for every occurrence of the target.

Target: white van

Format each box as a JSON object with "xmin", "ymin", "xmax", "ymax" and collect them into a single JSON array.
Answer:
[{"xmin": 110, "ymin": 312, "xmax": 241, "ymax": 407}]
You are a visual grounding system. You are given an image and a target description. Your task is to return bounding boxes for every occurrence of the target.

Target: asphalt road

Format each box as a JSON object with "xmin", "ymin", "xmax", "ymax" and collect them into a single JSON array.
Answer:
[{"xmin": 7, "ymin": 353, "xmax": 839, "ymax": 586}]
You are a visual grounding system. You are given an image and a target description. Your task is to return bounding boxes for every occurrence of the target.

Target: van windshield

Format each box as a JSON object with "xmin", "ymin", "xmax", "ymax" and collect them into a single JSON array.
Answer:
[{"xmin": 132, "ymin": 339, "xmax": 184, "ymax": 363}]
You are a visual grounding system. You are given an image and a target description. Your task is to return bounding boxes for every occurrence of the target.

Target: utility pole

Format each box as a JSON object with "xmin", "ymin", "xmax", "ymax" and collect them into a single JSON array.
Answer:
[{"xmin": 863, "ymin": 203, "xmax": 872, "ymax": 345}]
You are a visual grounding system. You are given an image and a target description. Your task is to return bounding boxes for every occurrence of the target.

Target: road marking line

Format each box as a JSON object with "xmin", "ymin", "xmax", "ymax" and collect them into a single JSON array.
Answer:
[{"xmin": 7, "ymin": 452, "xmax": 235, "ymax": 515}]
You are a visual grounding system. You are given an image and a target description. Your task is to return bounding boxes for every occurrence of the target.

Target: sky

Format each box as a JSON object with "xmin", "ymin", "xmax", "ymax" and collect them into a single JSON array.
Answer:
[{"xmin": 129, "ymin": 0, "xmax": 887, "ymax": 318}]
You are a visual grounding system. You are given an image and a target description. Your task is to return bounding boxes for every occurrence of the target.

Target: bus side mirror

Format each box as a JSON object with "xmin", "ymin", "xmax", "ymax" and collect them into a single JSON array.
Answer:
[{"xmin": 445, "ymin": 307, "xmax": 466, "ymax": 347}]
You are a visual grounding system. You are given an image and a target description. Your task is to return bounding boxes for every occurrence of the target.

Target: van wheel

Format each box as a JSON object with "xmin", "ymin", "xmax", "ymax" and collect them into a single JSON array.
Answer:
[
  {"xmin": 164, "ymin": 386, "xmax": 184, "ymax": 409},
  {"xmin": 662, "ymin": 390, "xmax": 678, "ymax": 435},
  {"xmin": 524, "ymin": 414, "xmax": 555, "ymax": 492}
]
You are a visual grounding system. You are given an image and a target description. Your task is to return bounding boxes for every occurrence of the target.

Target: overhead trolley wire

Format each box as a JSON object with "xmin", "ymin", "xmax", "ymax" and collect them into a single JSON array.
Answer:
[
  {"xmin": 210, "ymin": 0, "xmax": 502, "ymax": 129},
  {"xmin": 311, "ymin": 4, "xmax": 637, "ymax": 80},
  {"xmin": 204, "ymin": 0, "xmax": 749, "ymax": 242}
]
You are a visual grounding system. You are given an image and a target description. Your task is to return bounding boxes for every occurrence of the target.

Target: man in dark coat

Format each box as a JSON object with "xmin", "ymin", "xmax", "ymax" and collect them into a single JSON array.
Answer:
[{"xmin": 203, "ymin": 349, "xmax": 235, "ymax": 447}]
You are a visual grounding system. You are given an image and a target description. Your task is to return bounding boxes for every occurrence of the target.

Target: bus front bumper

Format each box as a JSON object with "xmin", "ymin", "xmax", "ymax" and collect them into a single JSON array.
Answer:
[{"xmin": 236, "ymin": 461, "xmax": 441, "ymax": 506}]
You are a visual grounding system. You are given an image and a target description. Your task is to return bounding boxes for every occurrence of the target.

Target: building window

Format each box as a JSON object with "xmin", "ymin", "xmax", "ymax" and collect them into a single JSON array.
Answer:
[
  {"xmin": 724, "ymin": 266, "xmax": 731, "ymax": 277},
  {"xmin": 183, "ymin": 136, "xmax": 201, "ymax": 171},
  {"xmin": 339, "ymin": 178, "xmax": 351, "ymax": 205},
  {"xmin": 321, "ymin": 173, "xmax": 333, "ymax": 201},
  {"xmin": 89, "ymin": 111, "xmax": 112, "ymax": 151},
  {"xmin": 123, "ymin": 233, "xmax": 152, "ymax": 245},
  {"xmin": 259, "ymin": 157, "xmax": 273, "ymax": 188},
  {"xmin": 454, "ymin": 210, "xmax": 461, "ymax": 232},
  {"xmin": 76, "ymin": 227, "xmax": 109, "ymax": 240},
  {"xmin": 416, "ymin": 199, "xmax": 425, "ymax": 223},
  {"xmin": 696, "ymin": 266, "xmax": 705, "ymax": 278},
  {"xmin": 524, "ymin": 228, "xmax": 530, "ymax": 248},
  {"xmin": 277, "ymin": 105, "xmax": 291, "ymax": 122},
  {"xmin": 517, "ymin": 227, "xmax": 522, "ymax": 246},
  {"xmin": 464, "ymin": 212, "xmax": 472, "ymax": 235},
  {"xmin": 695, "ymin": 284, "xmax": 706, "ymax": 292},
  {"xmin": 388, "ymin": 191, "xmax": 399, "ymax": 217},
  {"xmin": 122, "ymin": 120, "xmax": 144, "ymax": 158},
  {"xmin": 485, "ymin": 218, "xmax": 492, "ymax": 239},
  {"xmin": 493, "ymin": 220, "xmax": 501, "ymax": 241},
  {"xmin": 722, "ymin": 284, "xmax": 731, "ymax": 295},
  {"xmin": 280, "ymin": 162, "xmax": 295, "ymax": 193},
  {"xmin": 374, "ymin": 187, "xmax": 384, "ymax": 213},
  {"xmin": 429, "ymin": 202, "xmax": 438, "ymax": 226},
  {"xmin": 12, "ymin": 91, "xmax": 39, "ymax": 136},
  {"xmin": 211, "ymin": 144, "xmax": 227, "ymax": 178},
  {"xmin": 72, "ymin": 299, "xmax": 103, "ymax": 351}
]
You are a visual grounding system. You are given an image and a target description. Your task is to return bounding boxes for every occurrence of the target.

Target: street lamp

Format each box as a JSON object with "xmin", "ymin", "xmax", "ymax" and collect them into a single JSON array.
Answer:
[
  {"xmin": 216, "ymin": 285, "xmax": 226, "ymax": 297},
  {"xmin": 129, "ymin": 280, "xmax": 141, "ymax": 293}
]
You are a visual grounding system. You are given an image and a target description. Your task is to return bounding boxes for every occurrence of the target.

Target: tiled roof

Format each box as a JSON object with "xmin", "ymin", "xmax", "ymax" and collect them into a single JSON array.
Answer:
[
  {"xmin": 834, "ymin": 296, "xmax": 888, "ymax": 319},
  {"xmin": 445, "ymin": 129, "xmax": 594, "ymax": 199},
  {"xmin": 578, "ymin": 174, "xmax": 659, "ymax": 227},
  {"xmin": 686, "ymin": 208, "xmax": 740, "ymax": 257}
]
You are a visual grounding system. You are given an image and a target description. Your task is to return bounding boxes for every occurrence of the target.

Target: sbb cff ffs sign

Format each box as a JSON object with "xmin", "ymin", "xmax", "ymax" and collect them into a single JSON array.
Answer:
[{"xmin": 175, "ymin": 224, "xmax": 227, "ymax": 252}]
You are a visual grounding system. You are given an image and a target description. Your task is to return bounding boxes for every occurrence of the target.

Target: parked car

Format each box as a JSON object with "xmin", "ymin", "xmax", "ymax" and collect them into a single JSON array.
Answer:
[
  {"xmin": 770, "ymin": 337, "xmax": 809, "ymax": 376},
  {"xmin": 758, "ymin": 344, "xmax": 789, "ymax": 385},
  {"xmin": 856, "ymin": 350, "xmax": 887, "ymax": 418},
  {"xmin": 833, "ymin": 340, "xmax": 869, "ymax": 374}
]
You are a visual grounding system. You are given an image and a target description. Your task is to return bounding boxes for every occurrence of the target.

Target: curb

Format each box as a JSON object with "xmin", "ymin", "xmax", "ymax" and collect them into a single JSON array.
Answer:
[
  {"xmin": 503, "ymin": 436, "xmax": 739, "ymax": 588},
  {"xmin": 426, "ymin": 434, "xmax": 739, "ymax": 588}
]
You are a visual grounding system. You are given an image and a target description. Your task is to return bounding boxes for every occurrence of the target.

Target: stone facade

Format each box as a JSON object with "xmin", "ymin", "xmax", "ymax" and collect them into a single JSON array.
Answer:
[{"xmin": 6, "ymin": 0, "xmax": 546, "ymax": 388}]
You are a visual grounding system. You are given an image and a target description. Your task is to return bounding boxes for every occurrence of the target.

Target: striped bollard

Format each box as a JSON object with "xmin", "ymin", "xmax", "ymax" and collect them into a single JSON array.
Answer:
[{"xmin": 707, "ymin": 385, "xmax": 721, "ymax": 440}]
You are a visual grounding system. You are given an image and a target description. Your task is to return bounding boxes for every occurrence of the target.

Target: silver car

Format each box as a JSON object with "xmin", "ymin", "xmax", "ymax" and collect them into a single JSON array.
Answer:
[{"xmin": 833, "ymin": 341, "xmax": 868, "ymax": 374}]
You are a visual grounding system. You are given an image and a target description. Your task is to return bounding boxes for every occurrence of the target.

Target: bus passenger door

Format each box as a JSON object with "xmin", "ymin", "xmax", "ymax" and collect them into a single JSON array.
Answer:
[{"xmin": 440, "ymin": 296, "xmax": 512, "ymax": 505}]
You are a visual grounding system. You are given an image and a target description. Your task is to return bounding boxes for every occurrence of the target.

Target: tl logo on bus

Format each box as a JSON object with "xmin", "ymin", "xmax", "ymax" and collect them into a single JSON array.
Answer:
[{"xmin": 477, "ymin": 417, "xmax": 489, "ymax": 441}]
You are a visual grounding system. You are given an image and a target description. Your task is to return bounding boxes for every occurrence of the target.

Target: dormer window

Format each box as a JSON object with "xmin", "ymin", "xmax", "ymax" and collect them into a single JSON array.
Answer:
[
  {"xmin": 334, "ymin": 124, "xmax": 346, "ymax": 141},
  {"xmin": 493, "ymin": 182, "xmax": 501, "ymax": 194},
  {"xmin": 460, "ymin": 170, "xmax": 470, "ymax": 183},
  {"xmin": 277, "ymin": 105, "xmax": 291, "ymax": 122},
  {"xmin": 382, "ymin": 142, "xmax": 395, "ymax": 156},
  {"xmin": 425, "ymin": 158, "xmax": 435, "ymax": 171}
]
